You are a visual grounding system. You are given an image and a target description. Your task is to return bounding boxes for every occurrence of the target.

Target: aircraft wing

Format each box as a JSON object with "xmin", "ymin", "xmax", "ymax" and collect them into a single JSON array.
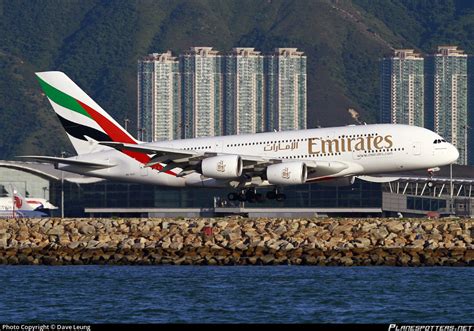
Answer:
[
  {"xmin": 99, "ymin": 142, "xmax": 200, "ymax": 167},
  {"xmin": 100, "ymin": 141, "xmax": 283, "ymax": 175},
  {"xmin": 16, "ymin": 156, "xmax": 116, "ymax": 169},
  {"xmin": 357, "ymin": 175, "xmax": 400, "ymax": 183},
  {"xmin": 304, "ymin": 160, "xmax": 363, "ymax": 182},
  {"xmin": 99, "ymin": 142, "xmax": 197, "ymax": 157}
]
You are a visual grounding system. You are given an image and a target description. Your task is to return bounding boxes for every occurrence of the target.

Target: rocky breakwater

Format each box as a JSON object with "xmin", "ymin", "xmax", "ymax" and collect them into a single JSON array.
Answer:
[{"xmin": 0, "ymin": 218, "xmax": 472, "ymax": 266}]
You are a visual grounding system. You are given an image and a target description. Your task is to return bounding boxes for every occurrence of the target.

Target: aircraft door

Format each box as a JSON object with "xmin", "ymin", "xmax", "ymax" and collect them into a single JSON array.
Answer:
[
  {"xmin": 411, "ymin": 141, "xmax": 421, "ymax": 156},
  {"xmin": 214, "ymin": 141, "xmax": 224, "ymax": 153},
  {"xmin": 140, "ymin": 164, "xmax": 148, "ymax": 176},
  {"xmin": 352, "ymin": 149, "xmax": 362, "ymax": 160}
]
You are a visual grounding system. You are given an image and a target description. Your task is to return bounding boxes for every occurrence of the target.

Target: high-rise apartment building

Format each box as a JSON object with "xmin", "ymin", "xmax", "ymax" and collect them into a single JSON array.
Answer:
[
  {"xmin": 265, "ymin": 48, "xmax": 307, "ymax": 132},
  {"xmin": 224, "ymin": 48, "xmax": 265, "ymax": 135},
  {"xmin": 427, "ymin": 46, "xmax": 468, "ymax": 165},
  {"xmin": 181, "ymin": 47, "xmax": 223, "ymax": 138},
  {"xmin": 137, "ymin": 52, "xmax": 181, "ymax": 142},
  {"xmin": 380, "ymin": 49, "xmax": 424, "ymax": 127},
  {"xmin": 138, "ymin": 47, "xmax": 308, "ymax": 140}
]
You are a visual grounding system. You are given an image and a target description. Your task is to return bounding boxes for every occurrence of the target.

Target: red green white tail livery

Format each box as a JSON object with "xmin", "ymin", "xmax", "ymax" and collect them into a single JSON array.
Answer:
[{"xmin": 35, "ymin": 71, "xmax": 137, "ymax": 155}]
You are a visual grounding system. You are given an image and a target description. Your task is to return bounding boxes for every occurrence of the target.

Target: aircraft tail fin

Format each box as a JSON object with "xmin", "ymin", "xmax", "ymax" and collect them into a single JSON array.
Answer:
[
  {"xmin": 35, "ymin": 71, "xmax": 138, "ymax": 155},
  {"xmin": 10, "ymin": 187, "xmax": 35, "ymax": 211}
]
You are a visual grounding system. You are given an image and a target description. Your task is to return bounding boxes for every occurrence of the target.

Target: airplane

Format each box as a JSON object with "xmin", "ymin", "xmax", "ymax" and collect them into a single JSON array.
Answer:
[
  {"xmin": 24, "ymin": 198, "xmax": 58, "ymax": 211},
  {"xmin": 20, "ymin": 71, "xmax": 459, "ymax": 203},
  {"xmin": 0, "ymin": 187, "xmax": 48, "ymax": 218}
]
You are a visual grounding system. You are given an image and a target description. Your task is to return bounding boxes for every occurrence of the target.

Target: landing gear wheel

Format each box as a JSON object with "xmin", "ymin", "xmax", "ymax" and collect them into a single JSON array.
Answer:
[
  {"xmin": 276, "ymin": 193, "xmax": 286, "ymax": 202},
  {"xmin": 266, "ymin": 191, "xmax": 277, "ymax": 200},
  {"xmin": 227, "ymin": 192, "xmax": 238, "ymax": 201},
  {"xmin": 245, "ymin": 190, "xmax": 256, "ymax": 203},
  {"xmin": 255, "ymin": 193, "xmax": 264, "ymax": 203}
]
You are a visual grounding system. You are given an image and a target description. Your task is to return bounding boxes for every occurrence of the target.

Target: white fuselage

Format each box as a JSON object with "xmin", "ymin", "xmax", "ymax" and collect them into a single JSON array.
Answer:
[
  {"xmin": 0, "ymin": 197, "xmax": 47, "ymax": 218},
  {"xmin": 60, "ymin": 124, "xmax": 459, "ymax": 188}
]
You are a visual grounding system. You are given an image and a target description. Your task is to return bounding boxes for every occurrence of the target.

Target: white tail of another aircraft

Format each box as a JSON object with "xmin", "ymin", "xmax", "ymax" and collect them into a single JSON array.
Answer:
[{"xmin": 12, "ymin": 189, "xmax": 35, "ymax": 211}]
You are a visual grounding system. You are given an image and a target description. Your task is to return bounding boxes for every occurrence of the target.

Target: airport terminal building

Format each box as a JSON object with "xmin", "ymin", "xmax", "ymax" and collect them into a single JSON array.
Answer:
[{"xmin": 0, "ymin": 160, "xmax": 472, "ymax": 218}]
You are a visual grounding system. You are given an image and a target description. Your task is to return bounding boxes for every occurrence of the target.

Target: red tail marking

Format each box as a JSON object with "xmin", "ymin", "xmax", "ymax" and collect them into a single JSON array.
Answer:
[
  {"xmin": 14, "ymin": 196, "xmax": 22, "ymax": 209},
  {"xmin": 76, "ymin": 100, "xmax": 177, "ymax": 176}
]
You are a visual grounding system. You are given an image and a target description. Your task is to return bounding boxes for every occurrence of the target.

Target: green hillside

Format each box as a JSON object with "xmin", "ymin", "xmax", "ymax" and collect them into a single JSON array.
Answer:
[{"xmin": 0, "ymin": 0, "xmax": 473, "ymax": 158}]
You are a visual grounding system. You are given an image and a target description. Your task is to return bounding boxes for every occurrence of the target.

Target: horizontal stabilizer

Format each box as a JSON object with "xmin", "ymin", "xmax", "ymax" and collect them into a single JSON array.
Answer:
[
  {"xmin": 17, "ymin": 156, "xmax": 115, "ymax": 169},
  {"xmin": 65, "ymin": 177, "xmax": 106, "ymax": 184}
]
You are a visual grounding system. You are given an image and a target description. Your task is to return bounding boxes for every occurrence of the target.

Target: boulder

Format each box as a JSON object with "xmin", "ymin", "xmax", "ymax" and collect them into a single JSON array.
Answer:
[
  {"xmin": 371, "ymin": 226, "xmax": 389, "ymax": 240},
  {"xmin": 79, "ymin": 225, "xmax": 96, "ymax": 235},
  {"xmin": 386, "ymin": 222, "xmax": 405, "ymax": 233},
  {"xmin": 353, "ymin": 238, "xmax": 371, "ymax": 248},
  {"xmin": 169, "ymin": 242, "xmax": 183, "ymax": 250},
  {"xmin": 259, "ymin": 254, "xmax": 275, "ymax": 264},
  {"xmin": 47, "ymin": 226, "xmax": 64, "ymax": 236},
  {"xmin": 410, "ymin": 239, "xmax": 425, "ymax": 249},
  {"xmin": 86, "ymin": 240, "xmax": 100, "ymax": 249},
  {"xmin": 361, "ymin": 222, "xmax": 377, "ymax": 232},
  {"xmin": 464, "ymin": 250, "xmax": 474, "ymax": 262},
  {"xmin": 339, "ymin": 256, "xmax": 353, "ymax": 266},
  {"xmin": 385, "ymin": 233, "xmax": 398, "ymax": 242},
  {"xmin": 421, "ymin": 223, "xmax": 433, "ymax": 232},
  {"xmin": 273, "ymin": 225, "xmax": 287, "ymax": 236}
]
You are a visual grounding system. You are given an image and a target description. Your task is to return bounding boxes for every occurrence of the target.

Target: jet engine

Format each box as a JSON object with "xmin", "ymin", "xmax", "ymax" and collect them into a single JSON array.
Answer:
[
  {"xmin": 201, "ymin": 155, "xmax": 243, "ymax": 179},
  {"xmin": 266, "ymin": 162, "xmax": 307, "ymax": 185},
  {"xmin": 317, "ymin": 176, "xmax": 355, "ymax": 187}
]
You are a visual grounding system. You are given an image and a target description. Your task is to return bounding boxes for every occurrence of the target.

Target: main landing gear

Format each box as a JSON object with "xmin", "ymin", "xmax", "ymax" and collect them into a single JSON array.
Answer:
[
  {"xmin": 227, "ymin": 188, "xmax": 286, "ymax": 203},
  {"xmin": 266, "ymin": 189, "xmax": 286, "ymax": 202}
]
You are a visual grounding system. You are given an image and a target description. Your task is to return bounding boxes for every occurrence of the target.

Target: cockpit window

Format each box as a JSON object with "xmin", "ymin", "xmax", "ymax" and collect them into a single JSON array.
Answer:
[{"xmin": 433, "ymin": 139, "xmax": 447, "ymax": 144}]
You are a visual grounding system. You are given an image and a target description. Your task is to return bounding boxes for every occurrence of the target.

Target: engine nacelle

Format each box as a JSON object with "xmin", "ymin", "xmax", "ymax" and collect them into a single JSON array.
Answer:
[
  {"xmin": 201, "ymin": 155, "xmax": 243, "ymax": 179},
  {"xmin": 266, "ymin": 162, "xmax": 308, "ymax": 185},
  {"xmin": 317, "ymin": 176, "xmax": 355, "ymax": 187}
]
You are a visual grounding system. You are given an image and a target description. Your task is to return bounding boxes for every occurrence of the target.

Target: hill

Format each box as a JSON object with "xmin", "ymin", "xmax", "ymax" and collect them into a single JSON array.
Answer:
[{"xmin": 1, "ymin": 0, "xmax": 473, "ymax": 158}]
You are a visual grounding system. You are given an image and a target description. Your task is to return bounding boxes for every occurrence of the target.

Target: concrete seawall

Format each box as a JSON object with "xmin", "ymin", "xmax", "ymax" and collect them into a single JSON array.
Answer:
[{"xmin": 0, "ymin": 218, "xmax": 472, "ymax": 266}]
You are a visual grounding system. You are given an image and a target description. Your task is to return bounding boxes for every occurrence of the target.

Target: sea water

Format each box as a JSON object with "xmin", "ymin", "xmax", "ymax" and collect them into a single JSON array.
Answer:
[{"xmin": 0, "ymin": 266, "xmax": 472, "ymax": 323}]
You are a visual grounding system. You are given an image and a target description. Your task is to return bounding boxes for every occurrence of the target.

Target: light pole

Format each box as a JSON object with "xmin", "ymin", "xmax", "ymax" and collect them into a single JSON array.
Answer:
[
  {"xmin": 463, "ymin": 124, "xmax": 470, "ymax": 165},
  {"xmin": 42, "ymin": 186, "xmax": 48, "ymax": 199},
  {"xmin": 11, "ymin": 184, "xmax": 15, "ymax": 219},
  {"xmin": 124, "ymin": 118, "xmax": 130, "ymax": 132},
  {"xmin": 450, "ymin": 163, "xmax": 453, "ymax": 215},
  {"xmin": 60, "ymin": 151, "xmax": 66, "ymax": 219}
]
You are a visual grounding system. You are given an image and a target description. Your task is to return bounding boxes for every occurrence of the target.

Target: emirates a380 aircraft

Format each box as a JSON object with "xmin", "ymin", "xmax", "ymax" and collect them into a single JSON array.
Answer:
[{"xmin": 21, "ymin": 72, "xmax": 459, "ymax": 202}]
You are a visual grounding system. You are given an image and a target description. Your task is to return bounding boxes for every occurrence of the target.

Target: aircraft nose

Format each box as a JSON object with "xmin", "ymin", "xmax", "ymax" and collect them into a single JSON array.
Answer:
[{"xmin": 448, "ymin": 143, "xmax": 459, "ymax": 163}]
